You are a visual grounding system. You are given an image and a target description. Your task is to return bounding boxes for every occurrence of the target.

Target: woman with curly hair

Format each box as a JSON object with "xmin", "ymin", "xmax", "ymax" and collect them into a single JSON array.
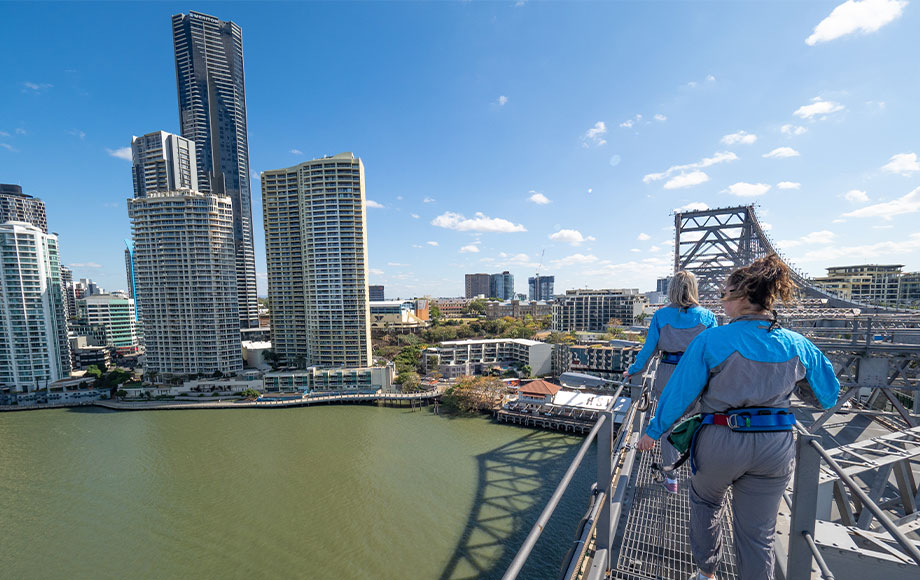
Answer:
[{"xmin": 637, "ymin": 254, "xmax": 840, "ymax": 580}]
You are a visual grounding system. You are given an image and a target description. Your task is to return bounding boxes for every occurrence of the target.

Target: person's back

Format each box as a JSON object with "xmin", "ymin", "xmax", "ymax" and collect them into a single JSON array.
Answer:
[{"xmin": 637, "ymin": 254, "xmax": 839, "ymax": 580}]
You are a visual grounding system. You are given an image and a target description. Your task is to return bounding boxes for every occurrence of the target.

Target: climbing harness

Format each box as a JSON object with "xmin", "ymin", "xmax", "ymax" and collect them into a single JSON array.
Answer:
[
  {"xmin": 660, "ymin": 351, "xmax": 683, "ymax": 365},
  {"xmin": 670, "ymin": 408, "xmax": 796, "ymax": 474}
]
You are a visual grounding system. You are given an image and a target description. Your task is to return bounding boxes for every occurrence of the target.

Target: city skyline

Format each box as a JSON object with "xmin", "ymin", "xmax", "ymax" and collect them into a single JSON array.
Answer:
[{"xmin": 2, "ymin": 1, "xmax": 919, "ymax": 298}]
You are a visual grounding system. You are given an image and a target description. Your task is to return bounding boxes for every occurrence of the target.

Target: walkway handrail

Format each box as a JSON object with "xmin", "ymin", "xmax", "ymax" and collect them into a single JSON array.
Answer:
[
  {"xmin": 808, "ymin": 438, "xmax": 920, "ymax": 566},
  {"xmin": 502, "ymin": 381, "xmax": 627, "ymax": 580}
]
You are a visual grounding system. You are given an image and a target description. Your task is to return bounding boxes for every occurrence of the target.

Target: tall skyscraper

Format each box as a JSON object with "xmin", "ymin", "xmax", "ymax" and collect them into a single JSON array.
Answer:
[
  {"xmin": 490, "ymin": 271, "xmax": 514, "ymax": 301},
  {"xmin": 129, "ymin": 191, "xmax": 242, "ymax": 376},
  {"xmin": 172, "ymin": 11, "xmax": 258, "ymax": 329},
  {"xmin": 369, "ymin": 285, "xmax": 385, "ymax": 301},
  {"xmin": 130, "ymin": 131, "xmax": 198, "ymax": 197},
  {"xmin": 0, "ymin": 222, "xmax": 71, "ymax": 392},
  {"xmin": 465, "ymin": 273, "xmax": 490, "ymax": 298},
  {"xmin": 529, "ymin": 275, "xmax": 555, "ymax": 301},
  {"xmin": 261, "ymin": 153, "xmax": 372, "ymax": 368},
  {"xmin": 0, "ymin": 183, "xmax": 47, "ymax": 233},
  {"xmin": 124, "ymin": 239, "xmax": 139, "ymax": 322}
]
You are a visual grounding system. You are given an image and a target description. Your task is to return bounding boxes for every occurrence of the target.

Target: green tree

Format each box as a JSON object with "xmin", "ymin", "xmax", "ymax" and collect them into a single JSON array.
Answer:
[
  {"xmin": 86, "ymin": 365, "xmax": 103, "ymax": 379},
  {"xmin": 240, "ymin": 388, "xmax": 261, "ymax": 400},
  {"xmin": 520, "ymin": 365, "xmax": 532, "ymax": 378},
  {"xmin": 441, "ymin": 376, "xmax": 505, "ymax": 414},
  {"xmin": 429, "ymin": 304, "xmax": 442, "ymax": 323},
  {"xmin": 465, "ymin": 299, "xmax": 487, "ymax": 316},
  {"xmin": 397, "ymin": 371, "xmax": 421, "ymax": 393},
  {"xmin": 262, "ymin": 349, "xmax": 282, "ymax": 370},
  {"xmin": 116, "ymin": 389, "xmax": 128, "ymax": 400}
]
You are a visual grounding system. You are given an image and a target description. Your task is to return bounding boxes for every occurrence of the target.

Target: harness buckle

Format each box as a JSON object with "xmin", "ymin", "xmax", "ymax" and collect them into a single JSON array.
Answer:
[{"xmin": 726, "ymin": 413, "xmax": 751, "ymax": 429}]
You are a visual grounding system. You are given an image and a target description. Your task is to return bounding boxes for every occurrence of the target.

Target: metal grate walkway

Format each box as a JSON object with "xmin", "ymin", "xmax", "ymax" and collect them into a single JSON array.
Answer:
[{"xmin": 611, "ymin": 441, "xmax": 740, "ymax": 580}]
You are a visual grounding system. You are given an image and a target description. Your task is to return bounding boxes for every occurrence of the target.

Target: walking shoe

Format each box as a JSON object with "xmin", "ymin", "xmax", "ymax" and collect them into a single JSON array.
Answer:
[
  {"xmin": 662, "ymin": 477, "xmax": 678, "ymax": 494},
  {"xmin": 688, "ymin": 572, "xmax": 716, "ymax": 580}
]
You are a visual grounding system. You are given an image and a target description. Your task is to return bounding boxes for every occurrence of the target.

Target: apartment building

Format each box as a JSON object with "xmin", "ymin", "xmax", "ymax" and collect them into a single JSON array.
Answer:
[
  {"xmin": 0, "ymin": 222, "xmax": 71, "ymax": 395},
  {"xmin": 422, "ymin": 338, "xmax": 553, "ymax": 378},
  {"xmin": 261, "ymin": 153, "xmax": 372, "ymax": 368},
  {"xmin": 128, "ymin": 190, "xmax": 242, "ymax": 376},
  {"xmin": 552, "ymin": 289, "xmax": 648, "ymax": 331}
]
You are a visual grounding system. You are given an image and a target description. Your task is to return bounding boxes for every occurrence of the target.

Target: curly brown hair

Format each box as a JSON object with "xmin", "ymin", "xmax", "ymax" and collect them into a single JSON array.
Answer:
[{"xmin": 724, "ymin": 253, "xmax": 797, "ymax": 310}]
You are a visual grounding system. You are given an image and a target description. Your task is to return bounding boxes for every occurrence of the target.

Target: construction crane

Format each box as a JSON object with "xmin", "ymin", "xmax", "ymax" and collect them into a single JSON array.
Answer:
[{"xmin": 535, "ymin": 249, "xmax": 545, "ymax": 278}]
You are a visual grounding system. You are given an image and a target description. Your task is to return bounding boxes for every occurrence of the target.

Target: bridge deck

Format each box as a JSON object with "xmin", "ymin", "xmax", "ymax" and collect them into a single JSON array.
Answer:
[{"xmin": 611, "ymin": 441, "xmax": 740, "ymax": 580}]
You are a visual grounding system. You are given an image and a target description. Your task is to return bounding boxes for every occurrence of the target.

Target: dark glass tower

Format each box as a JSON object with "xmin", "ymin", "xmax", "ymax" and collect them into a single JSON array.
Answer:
[{"xmin": 172, "ymin": 11, "xmax": 259, "ymax": 329}]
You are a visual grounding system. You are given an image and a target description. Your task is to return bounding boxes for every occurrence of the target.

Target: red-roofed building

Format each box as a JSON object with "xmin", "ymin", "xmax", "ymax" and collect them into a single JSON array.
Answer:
[{"xmin": 518, "ymin": 379, "xmax": 562, "ymax": 404}]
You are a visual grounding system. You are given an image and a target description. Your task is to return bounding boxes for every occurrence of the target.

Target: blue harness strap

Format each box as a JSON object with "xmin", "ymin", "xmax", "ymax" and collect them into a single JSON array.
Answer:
[
  {"xmin": 689, "ymin": 407, "xmax": 795, "ymax": 473},
  {"xmin": 660, "ymin": 351, "xmax": 683, "ymax": 365}
]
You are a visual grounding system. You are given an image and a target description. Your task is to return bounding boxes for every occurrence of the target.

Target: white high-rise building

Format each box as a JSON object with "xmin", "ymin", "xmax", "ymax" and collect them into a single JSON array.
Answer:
[
  {"xmin": 128, "ymin": 190, "xmax": 242, "ymax": 377},
  {"xmin": 261, "ymin": 153, "xmax": 372, "ymax": 368},
  {"xmin": 0, "ymin": 222, "xmax": 71, "ymax": 393},
  {"xmin": 131, "ymin": 131, "xmax": 198, "ymax": 198}
]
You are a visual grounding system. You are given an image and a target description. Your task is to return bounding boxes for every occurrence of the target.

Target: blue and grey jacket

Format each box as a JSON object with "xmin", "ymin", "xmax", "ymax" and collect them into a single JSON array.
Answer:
[
  {"xmin": 628, "ymin": 304, "xmax": 718, "ymax": 375},
  {"xmin": 646, "ymin": 315, "xmax": 840, "ymax": 441}
]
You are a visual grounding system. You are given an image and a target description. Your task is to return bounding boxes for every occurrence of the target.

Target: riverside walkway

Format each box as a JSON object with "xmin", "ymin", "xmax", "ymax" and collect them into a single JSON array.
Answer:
[{"xmin": 94, "ymin": 388, "xmax": 441, "ymax": 411}]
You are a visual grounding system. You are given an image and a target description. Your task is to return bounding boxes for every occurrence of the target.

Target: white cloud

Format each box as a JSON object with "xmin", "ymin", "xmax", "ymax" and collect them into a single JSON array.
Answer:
[
  {"xmin": 643, "ymin": 151, "xmax": 738, "ymax": 183},
  {"xmin": 842, "ymin": 187, "xmax": 920, "ymax": 220},
  {"xmin": 106, "ymin": 147, "xmax": 132, "ymax": 161},
  {"xmin": 551, "ymin": 253, "xmax": 598, "ymax": 267},
  {"xmin": 881, "ymin": 152, "xmax": 920, "ymax": 175},
  {"xmin": 706, "ymin": 74, "xmax": 716, "ymax": 82},
  {"xmin": 806, "ymin": 0, "xmax": 907, "ymax": 46},
  {"xmin": 497, "ymin": 95, "xmax": 508, "ymax": 106},
  {"xmin": 763, "ymin": 147, "xmax": 800, "ymax": 159},
  {"xmin": 290, "ymin": 149, "xmax": 303, "ymax": 155},
  {"xmin": 396, "ymin": 195, "xmax": 403, "ymax": 200},
  {"xmin": 654, "ymin": 114, "xmax": 667, "ymax": 122},
  {"xmin": 370, "ymin": 268, "xmax": 385, "ymax": 275},
  {"xmin": 637, "ymin": 233, "xmax": 651, "ymax": 241},
  {"xmin": 0, "ymin": 143, "xmax": 16, "ymax": 152},
  {"xmin": 777, "ymin": 181, "xmax": 801, "ymax": 190},
  {"xmin": 844, "ymin": 189, "xmax": 869, "ymax": 203},
  {"xmin": 0, "ymin": 131, "xmax": 8, "ymax": 137},
  {"xmin": 387, "ymin": 262, "xmax": 409, "ymax": 267},
  {"xmin": 664, "ymin": 171, "xmax": 710, "ymax": 189},
  {"xmin": 796, "ymin": 233, "xmax": 920, "ymax": 263},
  {"xmin": 724, "ymin": 182, "xmax": 772, "ymax": 197},
  {"xmin": 15, "ymin": 128, "xmax": 27, "ymax": 135},
  {"xmin": 674, "ymin": 202, "xmax": 709, "ymax": 212},
  {"xmin": 423, "ymin": 197, "xmax": 435, "ymax": 203},
  {"xmin": 431, "ymin": 211, "xmax": 526, "ymax": 233},
  {"xmin": 583, "ymin": 121, "xmax": 607, "ymax": 146},
  {"xmin": 619, "ymin": 120, "xmax": 634, "ymax": 129},
  {"xmin": 67, "ymin": 129, "xmax": 86, "ymax": 139},
  {"xmin": 721, "ymin": 131, "xmax": 757, "ymax": 145},
  {"xmin": 22, "ymin": 81, "xmax": 52, "ymax": 93},
  {"xmin": 366, "ymin": 200, "xmax": 385, "ymax": 208},
  {"xmin": 459, "ymin": 245, "xmax": 480, "ymax": 253},
  {"xmin": 781, "ymin": 124, "xmax": 807, "ymax": 136},
  {"xmin": 794, "ymin": 97, "xmax": 845, "ymax": 119},
  {"xmin": 69, "ymin": 262, "xmax": 102, "ymax": 268},
  {"xmin": 549, "ymin": 229, "xmax": 596, "ymax": 246},
  {"xmin": 778, "ymin": 230, "xmax": 836, "ymax": 249},
  {"xmin": 410, "ymin": 213, "xmax": 420, "ymax": 219},
  {"xmin": 528, "ymin": 191, "xmax": 551, "ymax": 205},
  {"xmin": 426, "ymin": 241, "xmax": 439, "ymax": 246}
]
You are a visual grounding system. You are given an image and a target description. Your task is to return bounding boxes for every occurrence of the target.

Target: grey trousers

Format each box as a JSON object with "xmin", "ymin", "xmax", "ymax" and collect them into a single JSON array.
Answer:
[
  {"xmin": 653, "ymin": 362, "xmax": 680, "ymax": 470},
  {"xmin": 689, "ymin": 426, "xmax": 795, "ymax": 579}
]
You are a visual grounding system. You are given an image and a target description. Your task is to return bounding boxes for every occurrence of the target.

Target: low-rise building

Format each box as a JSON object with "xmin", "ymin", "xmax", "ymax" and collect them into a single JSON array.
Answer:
[
  {"xmin": 484, "ymin": 299, "xmax": 553, "ymax": 320},
  {"xmin": 435, "ymin": 297, "xmax": 473, "ymax": 318},
  {"xmin": 551, "ymin": 341, "xmax": 641, "ymax": 380},
  {"xmin": 71, "ymin": 344, "xmax": 112, "ymax": 371},
  {"xmin": 518, "ymin": 379, "xmax": 561, "ymax": 404},
  {"xmin": 1, "ymin": 376, "xmax": 106, "ymax": 406},
  {"xmin": 369, "ymin": 300, "xmax": 429, "ymax": 332},
  {"xmin": 242, "ymin": 340, "xmax": 272, "ymax": 370},
  {"xmin": 263, "ymin": 365, "xmax": 396, "ymax": 394},
  {"xmin": 423, "ymin": 338, "xmax": 553, "ymax": 379}
]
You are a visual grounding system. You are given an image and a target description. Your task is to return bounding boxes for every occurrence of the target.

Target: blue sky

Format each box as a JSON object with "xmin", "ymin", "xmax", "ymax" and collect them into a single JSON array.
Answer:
[{"xmin": 2, "ymin": 0, "xmax": 918, "ymax": 298}]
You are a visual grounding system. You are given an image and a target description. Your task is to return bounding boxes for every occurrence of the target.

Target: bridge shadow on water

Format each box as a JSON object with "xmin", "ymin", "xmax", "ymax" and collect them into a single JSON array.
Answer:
[{"xmin": 440, "ymin": 427, "xmax": 595, "ymax": 580}]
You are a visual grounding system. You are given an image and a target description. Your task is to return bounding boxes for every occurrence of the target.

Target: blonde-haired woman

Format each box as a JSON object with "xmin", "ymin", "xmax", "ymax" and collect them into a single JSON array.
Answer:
[{"xmin": 624, "ymin": 270, "xmax": 717, "ymax": 492}]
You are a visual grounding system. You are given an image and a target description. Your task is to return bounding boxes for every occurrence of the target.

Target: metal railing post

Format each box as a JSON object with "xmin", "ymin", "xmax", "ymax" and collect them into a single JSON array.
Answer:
[
  {"xmin": 788, "ymin": 432, "xmax": 821, "ymax": 580},
  {"xmin": 595, "ymin": 405, "xmax": 613, "ymax": 572}
]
